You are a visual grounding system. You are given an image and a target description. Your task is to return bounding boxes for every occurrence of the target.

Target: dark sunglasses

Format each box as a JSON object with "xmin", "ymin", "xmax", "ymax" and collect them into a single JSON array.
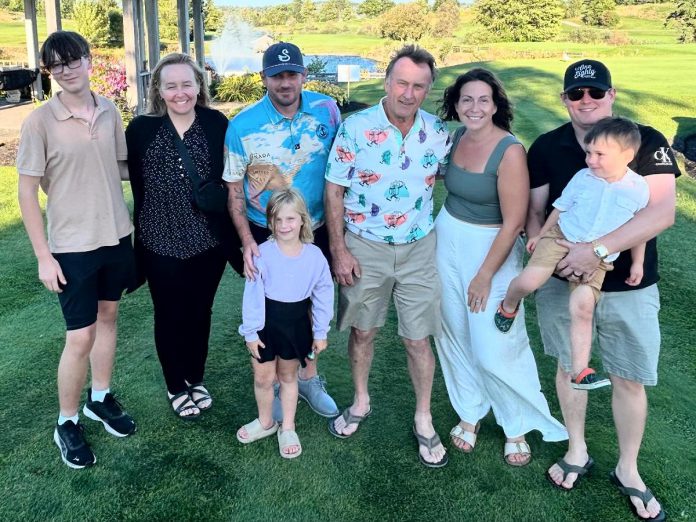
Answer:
[{"xmin": 564, "ymin": 87, "xmax": 609, "ymax": 102}]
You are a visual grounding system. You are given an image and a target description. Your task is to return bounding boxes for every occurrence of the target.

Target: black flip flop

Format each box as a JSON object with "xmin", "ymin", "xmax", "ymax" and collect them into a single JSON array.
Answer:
[
  {"xmin": 546, "ymin": 456, "xmax": 594, "ymax": 491},
  {"xmin": 413, "ymin": 425, "xmax": 448, "ymax": 469},
  {"xmin": 328, "ymin": 407, "xmax": 372, "ymax": 439},
  {"xmin": 609, "ymin": 470, "xmax": 666, "ymax": 522}
]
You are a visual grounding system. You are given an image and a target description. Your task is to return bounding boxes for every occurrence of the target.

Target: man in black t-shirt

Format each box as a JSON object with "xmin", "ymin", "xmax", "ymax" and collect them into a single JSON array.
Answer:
[{"xmin": 528, "ymin": 60, "xmax": 679, "ymax": 521}]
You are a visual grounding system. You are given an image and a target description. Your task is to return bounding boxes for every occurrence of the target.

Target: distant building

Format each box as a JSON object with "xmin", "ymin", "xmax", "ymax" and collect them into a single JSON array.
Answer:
[{"xmin": 253, "ymin": 35, "xmax": 274, "ymax": 54}]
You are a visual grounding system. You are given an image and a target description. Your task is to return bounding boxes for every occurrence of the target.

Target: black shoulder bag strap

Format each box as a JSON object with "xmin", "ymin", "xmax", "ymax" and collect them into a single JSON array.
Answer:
[{"xmin": 164, "ymin": 115, "xmax": 203, "ymax": 189}]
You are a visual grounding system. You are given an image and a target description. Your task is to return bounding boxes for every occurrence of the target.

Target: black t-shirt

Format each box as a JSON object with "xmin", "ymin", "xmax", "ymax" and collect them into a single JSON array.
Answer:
[{"xmin": 527, "ymin": 122, "xmax": 681, "ymax": 292}]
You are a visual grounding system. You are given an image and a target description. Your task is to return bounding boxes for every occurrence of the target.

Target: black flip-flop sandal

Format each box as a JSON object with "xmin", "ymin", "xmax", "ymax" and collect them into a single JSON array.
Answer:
[
  {"xmin": 609, "ymin": 471, "xmax": 666, "ymax": 522},
  {"xmin": 413, "ymin": 425, "xmax": 448, "ymax": 469},
  {"xmin": 546, "ymin": 456, "xmax": 594, "ymax": 491},
  {"xmin": 328, "ymin": 407, "xmax": 372, "ymax": 439}
]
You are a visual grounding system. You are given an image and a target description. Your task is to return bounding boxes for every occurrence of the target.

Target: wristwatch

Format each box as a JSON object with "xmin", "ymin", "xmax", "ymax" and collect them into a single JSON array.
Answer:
[{"xmin": 592, "ymin": 241, "xmax": 609, "ymax": 260}]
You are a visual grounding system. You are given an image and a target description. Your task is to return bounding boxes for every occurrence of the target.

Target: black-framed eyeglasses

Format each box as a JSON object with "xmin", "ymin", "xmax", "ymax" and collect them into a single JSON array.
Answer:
[
  {"xmin": 46, "ymin": 57, "xmax": 85, "ymax": 75},
  {"xmin": 564, "ymin": 87, "xmax": 609, "ymax": 102}
]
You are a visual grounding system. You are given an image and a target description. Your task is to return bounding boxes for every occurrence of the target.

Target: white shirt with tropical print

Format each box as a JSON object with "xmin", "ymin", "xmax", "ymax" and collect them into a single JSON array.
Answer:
[{"xmin": 325, "ymin": 99, "xmax": 451, "ymax": 244}]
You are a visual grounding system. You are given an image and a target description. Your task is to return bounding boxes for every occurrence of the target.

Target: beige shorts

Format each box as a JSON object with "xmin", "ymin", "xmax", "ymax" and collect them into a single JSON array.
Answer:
[
  {"xmin": 527, "ymin": 224, "xmax": 612, "ymax": 302},
  {"xmin": 337, "ymin": 230, "xmax": 441, "ymax": 340}
]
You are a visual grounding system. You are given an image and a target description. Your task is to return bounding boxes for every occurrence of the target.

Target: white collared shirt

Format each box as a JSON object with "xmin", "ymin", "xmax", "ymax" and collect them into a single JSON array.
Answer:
[{"xmin": 554, "ymin": 167, "xmax": 649, "ymax": 261}]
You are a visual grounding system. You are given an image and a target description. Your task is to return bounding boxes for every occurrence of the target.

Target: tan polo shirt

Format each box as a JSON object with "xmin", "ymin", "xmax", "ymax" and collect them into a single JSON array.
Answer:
[{"xmin": 16, "ymin": 93, "xmax": 133, "ymax": 253}]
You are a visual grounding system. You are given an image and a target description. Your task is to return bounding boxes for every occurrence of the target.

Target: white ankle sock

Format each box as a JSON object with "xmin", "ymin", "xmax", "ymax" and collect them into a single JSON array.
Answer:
[
  {"xmin": 91, "ymin": 388, "xmax": 110, "ymax": 402},
  {"xmin": 58, "ymin": 413, "xmax": 79, "ymax": 426}
]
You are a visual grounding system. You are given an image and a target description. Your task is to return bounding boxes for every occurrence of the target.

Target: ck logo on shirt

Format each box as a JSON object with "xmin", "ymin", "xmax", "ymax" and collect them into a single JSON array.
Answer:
[
  {"xmin": 653, "ymin": 147, "xmax": 673, "ymax": 166},
  {"xmin": 278, "ymin": 49, "xmax": 290, "ymax": 62}
]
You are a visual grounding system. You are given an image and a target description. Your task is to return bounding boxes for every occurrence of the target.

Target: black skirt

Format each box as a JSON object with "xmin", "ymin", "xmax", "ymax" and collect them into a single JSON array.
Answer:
[{"xmin": 257, "ymin": 297, "xmax": 312, "ymax": 367}]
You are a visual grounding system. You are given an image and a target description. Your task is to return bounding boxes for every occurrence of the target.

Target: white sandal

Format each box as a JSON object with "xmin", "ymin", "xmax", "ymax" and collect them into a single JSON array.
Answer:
[
  {"xmin": 504, "ymin": 440, "xmax": 532, "ymax": 467},
  {"xmin": 236, "ymin": 419, "xmax": 278, "ymax": 444},
  {"xmin": 450, "ymin": 422, "xmax": 479, "ymax": 453},
  {"xmin": 277, "ymin": 428, "xmax": 302, "ymax": 459}
]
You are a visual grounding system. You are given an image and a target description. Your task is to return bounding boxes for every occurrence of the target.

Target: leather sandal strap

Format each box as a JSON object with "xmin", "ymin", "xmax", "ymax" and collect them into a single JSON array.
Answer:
[
  {"xmin": 450, "ymin": 425, "xmax": 477, "ymax": 447},
  {"xmin": 616, "ymin": 484, "xmax": 656, "ymax": 507},
  {"xmin": 414, "ymin": 429, "xmax": 442, "ymax": 450},
  {"xmin": 341, "ymin": 406, "xmax": 370, "ymax": 425},
  {"xmin": 556, "ymin": 458, "xmax": 590, "ymax": 477}
]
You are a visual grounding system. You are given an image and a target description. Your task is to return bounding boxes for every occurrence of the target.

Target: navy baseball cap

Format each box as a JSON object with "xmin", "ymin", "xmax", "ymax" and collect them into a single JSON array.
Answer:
[
  {"xmin": 563, "ymin": 59, "xmax": 612, "ymax": 92},
  {"xmin": 262, "ymin": 42, "xmax": 305, "ymax": 76}
]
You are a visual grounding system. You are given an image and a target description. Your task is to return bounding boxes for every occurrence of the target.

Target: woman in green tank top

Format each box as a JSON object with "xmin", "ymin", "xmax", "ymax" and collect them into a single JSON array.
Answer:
[{"xmin": 433, "ymin": 69, "xmax": 568, "ymax": 466}]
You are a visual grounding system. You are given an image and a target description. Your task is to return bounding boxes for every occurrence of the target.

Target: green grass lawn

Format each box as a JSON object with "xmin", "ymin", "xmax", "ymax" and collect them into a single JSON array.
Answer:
[
  {"xmin": 2, "ymin": 4, "xmax": 696, "ymax": 516},
  {"xmin": 0, "ymin": 13, "xmax": 76, "ymax": 49},
  {"xmin": 1, "ymin": 50, "xmax": 696, "ymax": 520}
]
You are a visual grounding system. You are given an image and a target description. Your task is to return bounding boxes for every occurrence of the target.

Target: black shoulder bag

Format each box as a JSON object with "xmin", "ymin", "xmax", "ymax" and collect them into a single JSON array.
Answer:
[{"xmin": 165, "ymin": 116, "xmax": 229, "ymax": 214}]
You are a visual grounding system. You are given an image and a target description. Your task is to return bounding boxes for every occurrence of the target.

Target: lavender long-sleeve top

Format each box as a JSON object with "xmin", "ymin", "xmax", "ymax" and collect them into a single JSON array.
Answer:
[{"xmin": 239, "ymin": 240, "xmax": 334, "ymax": 342}]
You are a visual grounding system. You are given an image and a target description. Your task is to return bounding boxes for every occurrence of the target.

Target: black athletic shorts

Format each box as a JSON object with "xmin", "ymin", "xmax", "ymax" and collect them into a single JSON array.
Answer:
[{"xmin": 53, "ymin": 236, "xmax": 136, "ymax": 330}]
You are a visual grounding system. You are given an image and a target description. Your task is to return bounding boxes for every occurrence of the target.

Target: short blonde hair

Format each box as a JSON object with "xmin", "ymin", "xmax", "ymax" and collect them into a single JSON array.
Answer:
[
  {"xmin": 147, "ymin": 53, "xmax": 210, "ymax": 116},
  {"xmin": 266, "ymin": 188, "xmax": 314, "ymax": 244}
]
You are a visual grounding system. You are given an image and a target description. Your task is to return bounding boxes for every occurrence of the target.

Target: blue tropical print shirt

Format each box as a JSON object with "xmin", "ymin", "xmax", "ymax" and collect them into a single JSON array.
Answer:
[
  {"xmin": 325, "ymin": 99, "xmax": 450, "ymax": 244},
  {"xmin": 223, "ymin": 90, "xmax": 341, "ymax": 228}
]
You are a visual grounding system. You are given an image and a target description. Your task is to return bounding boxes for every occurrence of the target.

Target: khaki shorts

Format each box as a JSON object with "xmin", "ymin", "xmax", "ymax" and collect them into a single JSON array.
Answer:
[
  {"xmin": 337, "ymin": 230, "xmax": 441, "ymax": 340},
  {"xmin": 535, "ymin": 277, "xmax": 661, "ymax": 385},
  {"xmin": 528, "ymin": 224, "xmax": 612, "ymax": 302}
]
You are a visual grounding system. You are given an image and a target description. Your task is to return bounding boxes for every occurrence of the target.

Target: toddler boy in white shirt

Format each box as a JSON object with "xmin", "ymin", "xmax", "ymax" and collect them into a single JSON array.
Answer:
[{"xmin": 494, "ymin": 116, "xmax": 649, "ymax": 390}]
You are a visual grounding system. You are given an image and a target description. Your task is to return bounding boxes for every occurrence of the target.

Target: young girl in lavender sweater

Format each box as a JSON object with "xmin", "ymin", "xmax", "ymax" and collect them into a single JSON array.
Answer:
[{"xmin": 236, "ymin": 188, "xmax": 334, "ymax": 458}]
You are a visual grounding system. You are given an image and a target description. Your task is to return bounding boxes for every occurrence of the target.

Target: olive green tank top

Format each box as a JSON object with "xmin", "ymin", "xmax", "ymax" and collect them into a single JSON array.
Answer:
[{"xmin": 443, "ymin": 126, "xmax": 521, "ymax": 225}]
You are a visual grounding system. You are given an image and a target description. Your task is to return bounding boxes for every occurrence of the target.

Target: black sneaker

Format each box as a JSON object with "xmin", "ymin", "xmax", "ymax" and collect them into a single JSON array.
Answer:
[
  {"xmin": 83, "ymin": 389, "xmax": 137, "ymax": 437},
  {"xmin": 54, "ymin": 421, "xmax": 96, "ymax": 469},
  {"xmin": 571, "ymin": 368, "xmax": 611, "ymax": 390}
]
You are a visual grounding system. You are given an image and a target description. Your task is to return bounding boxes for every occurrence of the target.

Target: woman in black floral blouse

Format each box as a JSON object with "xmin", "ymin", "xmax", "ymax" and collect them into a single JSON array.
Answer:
[{"xmin": 126, "ymin": 53, "xmax": 242, "ymax": 420}]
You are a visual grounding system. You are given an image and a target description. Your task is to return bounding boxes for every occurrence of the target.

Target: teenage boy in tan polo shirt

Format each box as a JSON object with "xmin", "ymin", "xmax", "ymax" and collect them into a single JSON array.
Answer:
[{"xmin": 17, "ymin": 31, "xmax": 136, "ymax": 469}]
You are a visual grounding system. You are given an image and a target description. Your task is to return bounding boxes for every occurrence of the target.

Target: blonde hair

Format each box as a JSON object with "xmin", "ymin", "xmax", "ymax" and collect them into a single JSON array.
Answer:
[
  {"xmin": 266, "ymin": 188, "xmax": 314, "ymax": 244},
  {"xmin": 147, "ymin": 53, "xmax": 210, "ymax": 116}
]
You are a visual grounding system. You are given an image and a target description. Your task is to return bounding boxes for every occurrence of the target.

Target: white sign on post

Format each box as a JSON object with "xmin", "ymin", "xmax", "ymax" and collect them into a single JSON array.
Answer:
[
  {"xmin": 337, "ymin": 64, "xmax": 361, "ymax": 82},
  {"xmin": 337, "ymin": 64, "xmax": 361, "ymax": 98}
]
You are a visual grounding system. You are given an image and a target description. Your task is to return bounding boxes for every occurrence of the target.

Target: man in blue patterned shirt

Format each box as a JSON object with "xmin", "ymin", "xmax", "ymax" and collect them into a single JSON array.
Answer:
[
  {"xmin": 224, "ymin": 42, "xmax": 340, "ymax": 420},
  {"xmin": 324, "ymin": 45, "xmax": 451, "ymax": 468}
]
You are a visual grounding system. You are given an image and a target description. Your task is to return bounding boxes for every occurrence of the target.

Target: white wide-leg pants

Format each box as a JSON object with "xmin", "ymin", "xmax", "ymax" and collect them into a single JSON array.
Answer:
[{"xmin": 434, "ymin": 207, "xmax": 567, "ymax": 441}]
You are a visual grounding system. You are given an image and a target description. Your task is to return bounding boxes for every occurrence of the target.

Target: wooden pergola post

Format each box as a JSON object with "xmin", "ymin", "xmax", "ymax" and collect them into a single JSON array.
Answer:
[
  {"xmin": 45, "ymin": 0, "xmax": 61, "ymax": 96},
  {"xmin": 45, "ymin": 0, "xmax": 61, "ymax": 32},
  {"xmin": 23, "ymin": 0, "xmax": 43, "ymax": 100},
  {"xmin": 191, "ymin": 0, "xmax": 204, "ymax": 68},
  {"xmin": 176, "ymin": 0, "xmax": 190, "ymax": 55},
  {"xmin": 123, "ymin": 0, "xmax": 146, "ymax": 113},
  {"xmin": 144, "ymin": 0, "xmax": 160, "ymax": 72}
]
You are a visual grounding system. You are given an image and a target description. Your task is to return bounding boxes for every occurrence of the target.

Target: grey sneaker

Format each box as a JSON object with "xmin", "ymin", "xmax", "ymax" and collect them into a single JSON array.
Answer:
[
  {"xmin": 298, "ymin": 375, "xmax": 339, "ymax": 418},
  {"xmin": 272, "ymin": 382, "xmax": 283, "ymax": 423}
]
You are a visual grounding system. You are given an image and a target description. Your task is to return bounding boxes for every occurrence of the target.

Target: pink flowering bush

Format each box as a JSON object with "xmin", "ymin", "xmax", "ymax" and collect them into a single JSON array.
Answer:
[{"xmin": 90, "ymin": 57, "xmax": 134, "ymax": 124}]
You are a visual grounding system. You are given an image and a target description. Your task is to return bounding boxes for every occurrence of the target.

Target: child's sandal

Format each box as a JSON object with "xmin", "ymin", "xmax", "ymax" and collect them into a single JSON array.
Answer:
[
  {"xmin": 236, "ymin": 418, "xmax": 278, "ymax": 444},
  {"xmin": 494, "ymin": 301, "xmax": 519, "ymax": 333},
  {"xmin": 278, "ymin": 428, "xmax": 302, "ymax": 459}
]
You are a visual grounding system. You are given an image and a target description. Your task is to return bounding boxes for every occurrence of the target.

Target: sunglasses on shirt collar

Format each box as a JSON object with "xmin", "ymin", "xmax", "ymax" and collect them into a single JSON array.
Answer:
[{"xmin": 564, "ymin": 87, "xmax": 609, "ymax": 102}]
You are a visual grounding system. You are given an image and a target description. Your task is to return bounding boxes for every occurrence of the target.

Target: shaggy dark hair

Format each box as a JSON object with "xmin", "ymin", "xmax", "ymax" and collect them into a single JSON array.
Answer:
[
  {"xmin": 584, "ymin": 116, "xmax": 641, "ymax": 153},
  {"xmin": 40, "ymin": 31, "xmax": 90, "ymax": 69},
  {"xmin": 439, "ymin": 68, "xmax": 513, "ymax": 132},
  {"xmin": 385, "ymin": 44, "xmax": 437, "ymax": 84}
]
